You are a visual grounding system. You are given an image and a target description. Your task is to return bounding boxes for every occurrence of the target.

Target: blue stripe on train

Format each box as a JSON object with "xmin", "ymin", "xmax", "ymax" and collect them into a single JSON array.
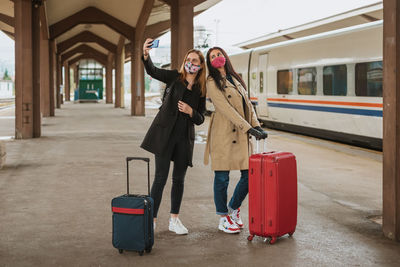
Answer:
[{"xmin": 268, "ymin": 102, "xmax": 383, "ymax": 117}]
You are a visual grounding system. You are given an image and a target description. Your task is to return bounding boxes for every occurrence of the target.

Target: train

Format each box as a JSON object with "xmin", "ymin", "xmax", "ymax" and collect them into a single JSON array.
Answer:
[{"xmin": 207, "ymin": 20, "xmax": 383, "ymax": 150}]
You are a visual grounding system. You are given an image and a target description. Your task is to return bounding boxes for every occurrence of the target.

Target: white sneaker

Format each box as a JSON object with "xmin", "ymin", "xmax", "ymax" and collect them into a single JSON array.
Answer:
[
  {"xmin": 169, "ymin": 218, "xmax": 188, "ymax": 235},
  {"xmin": 230, "ymin": 208, "xmax": 244, "ymax": 229},
  {"xmin": 218, "ymin": 215, "xmax": 241, "ymax": 234}
]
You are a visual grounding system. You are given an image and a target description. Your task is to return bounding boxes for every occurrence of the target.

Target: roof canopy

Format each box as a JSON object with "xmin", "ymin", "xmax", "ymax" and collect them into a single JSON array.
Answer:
[{"xmin": 0, "ymin": 0, "xmax": 220, "ymax": 63}]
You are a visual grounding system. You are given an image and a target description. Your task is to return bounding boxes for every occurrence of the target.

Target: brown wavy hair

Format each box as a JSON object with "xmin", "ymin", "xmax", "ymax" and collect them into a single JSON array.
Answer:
[{"xmin": 178, "ymin": 49, "xmax": 207, "ymax": 97}]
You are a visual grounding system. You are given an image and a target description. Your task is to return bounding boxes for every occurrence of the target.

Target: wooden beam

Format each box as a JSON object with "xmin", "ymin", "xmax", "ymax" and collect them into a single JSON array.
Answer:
[
  {"xmin": 144, "ymin": 19, "xmax": 171, "ymax": 39},
  {"xmin": 0, "ymin": 13, "xmax": 14, "ymax": 27},
  {"xmin": 131, "ymin": 0, "xmax": 154, "ymax": 116},
  {"xmin": 40, "ymin": 30, "xmax": 51, "ymax": 116},
  {"xmin": 49, "ymin": 39, "xmax": 56, "ymax": 116},
  {"xmin": 361, "ymin": 14, "xmax": 379, "ymax": 22},
  {"xmin": 160, "ymin": 0, "xmax": 173, "ymax": 5},
  {"xmin": 136, "ymin": 1, "xmax": 154, "ymax": 32},
  {"xmin": 282, "ymin": 35, "xmax": 294, "ymax": 40},
  {"xmin": 68, "ymin": 53, "xmax": 107, "ymax": 66},
  {"xmin": 163, "ymin": 0, "xmax": 206, "ymax": 6},
  {"xmin": 124, "ymin": 9, "xmax": 204, "ymax": 60},
  {"xmin": 106, "ymin": 52, "xmax": 114, "ymax": 104},
  {"xmin": 170, "ymin": 0, "xmax": 194, "ymax": 69},
  {"xmin": 114, "ymin": 35, "xmax": 125, "ymax": 108},
  {"xmin": 193, "ymin": 0, "xmax": 207, "ymax": 6},
  {"xmin": 14, "ymin": 0, "xmax": 42, "ymax": 139},
  {"xmin": 49, "ymin": 6, "xmax": 135, "ymax": 41},
  {"xmin": 60, "ymin": 44, "xmax": 107, "ymax": 64},
  {"xmin": 57, "ymin": 30, "xmax": 117, "ymax": 54},
  {"xmin": 1, "ymin": 29, "xmax": 14, "ymax": 39},
  {"xmin": 383, "ymin": 0, "xmax": 400, "ymax": 242},
  {"xmin": 39, "ymin": 3, "xmax": 49, "ymax": 39},
  {"xmin": 56, "ymin": 54, "xmax": 61, "ymax": 108},
  {"xmin": 63, "ymin": 61, "xmax": 70, "ymax": 101}
]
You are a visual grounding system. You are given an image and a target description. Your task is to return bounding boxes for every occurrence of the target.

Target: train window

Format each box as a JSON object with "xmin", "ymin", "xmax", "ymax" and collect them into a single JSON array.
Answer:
[
  {"xmin": 298, "ymin": 68, "xmax": 317, "ymax": 95},
  {"xmin": 277, "ymin": 70, "xmax": 293, "ymax": 94},
  {"xmin": 323, "ymin": 65, "xmax": 347, "ymax": 96},
  {"xmin": 259, "ymin": 72, "xmax": 264, "ymax": 93},
  {"xmin": 355, "ymin": 61, "xmax": 382, "ymax": 97}
]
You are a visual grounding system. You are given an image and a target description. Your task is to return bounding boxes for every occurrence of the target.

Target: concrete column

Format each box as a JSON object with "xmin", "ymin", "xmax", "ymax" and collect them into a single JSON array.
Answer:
[
  {"xmin": 49, "ymin": 40, "xmax": 56, "ymax": 116},
  {"xmin": 14, "ymin": 0, "xmax": 41, "ymax": 139},
  {"xmin": 383, "ymin": 0, "xmax": 400, "ymax": 242},
  {"xmin": 106, "ymin": 53, "xmax": 114, "ymax": 104},
  {"xmin": 170, "ymin": 0, "xmax": 194, "ymax": 69},
  {"xmin": 63, "ymin": 62, "xmax": 70, "ymax": 101},
  {"xmin": 40, "ymin": 32, "xmax": 50, "ymax": 117}
]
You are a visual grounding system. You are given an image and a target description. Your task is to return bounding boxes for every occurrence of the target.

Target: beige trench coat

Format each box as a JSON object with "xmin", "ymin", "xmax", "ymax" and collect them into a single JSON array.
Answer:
[{"xmin": 204, "ymin": 76, "xmax": 260, "ymax": 171}]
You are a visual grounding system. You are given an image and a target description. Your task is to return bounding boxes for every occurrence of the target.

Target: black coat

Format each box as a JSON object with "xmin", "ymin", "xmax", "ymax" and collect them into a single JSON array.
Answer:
[{"xmin": 140, "ymin": 56, "xmax": 206, "ymax": 167}]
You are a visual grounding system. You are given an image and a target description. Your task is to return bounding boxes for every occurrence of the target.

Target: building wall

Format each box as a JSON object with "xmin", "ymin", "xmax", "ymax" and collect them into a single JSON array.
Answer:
[{"xmin": 0, "ymin": 80, "xmax": 14, "ymax": 98}]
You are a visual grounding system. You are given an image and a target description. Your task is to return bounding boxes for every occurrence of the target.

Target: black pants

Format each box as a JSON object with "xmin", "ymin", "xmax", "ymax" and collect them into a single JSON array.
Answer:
[{"xmin": 151, "ymin": 140, "xmax": 189, "ymax": 218}]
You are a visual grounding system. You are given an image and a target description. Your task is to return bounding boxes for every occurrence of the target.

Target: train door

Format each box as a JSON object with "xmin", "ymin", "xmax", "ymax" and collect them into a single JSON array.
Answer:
[{"xmin": 257, "ymin": 53, "xmax": 268, "ymax": 116}]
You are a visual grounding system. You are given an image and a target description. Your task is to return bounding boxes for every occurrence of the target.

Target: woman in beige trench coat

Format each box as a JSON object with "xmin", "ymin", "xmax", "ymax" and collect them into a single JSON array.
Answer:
[{"xmin": 204, "ymin": 47, "xmax": 268, "ymax": 234}]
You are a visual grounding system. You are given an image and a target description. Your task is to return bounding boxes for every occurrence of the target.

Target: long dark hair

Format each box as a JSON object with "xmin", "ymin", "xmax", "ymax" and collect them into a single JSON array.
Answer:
[{"xmin": 206, "ymin": 47, "xmax": 247, "ymax": 91}]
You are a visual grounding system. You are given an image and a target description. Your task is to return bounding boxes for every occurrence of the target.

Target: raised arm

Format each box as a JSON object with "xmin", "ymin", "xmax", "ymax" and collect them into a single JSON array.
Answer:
[{"xmin": 142, "ymin": 38, "xmax": 179, "ymax": 84}]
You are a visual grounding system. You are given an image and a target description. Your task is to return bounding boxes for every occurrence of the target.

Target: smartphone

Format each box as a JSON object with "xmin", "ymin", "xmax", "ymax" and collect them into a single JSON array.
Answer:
[{"xmin": 148, "ymin": 39, "xmax": 159, "ymax": 48}]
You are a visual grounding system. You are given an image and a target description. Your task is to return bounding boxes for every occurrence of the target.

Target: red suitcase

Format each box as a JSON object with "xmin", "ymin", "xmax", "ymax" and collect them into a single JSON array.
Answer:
[{"xmin": 248, "ymin": 147, "xmax": 297, "ymax": 244}]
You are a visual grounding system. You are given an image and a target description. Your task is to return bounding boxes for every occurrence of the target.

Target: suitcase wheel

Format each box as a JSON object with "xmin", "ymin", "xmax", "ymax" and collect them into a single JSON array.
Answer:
[
  {"xmin": 269, "ymin": 237, "xmax": 277, "ymax": 245},
  {"xmin": 145, "ymin": 248, "xmax": 152, "ymax": 253},
  {"xmin": 118, "ymin": 249, "xmax": 123, "ymax": 254},
  {"xmin": 289, "ymin": 231, "xmax": 294, "ymax": 237},
  {"xmin": 139, "ymin": 251, "xmax": 144, "ymax": 256},
  {"xmin": 247, "ymin": 235, "xmax": 254, "ymax": 241}
]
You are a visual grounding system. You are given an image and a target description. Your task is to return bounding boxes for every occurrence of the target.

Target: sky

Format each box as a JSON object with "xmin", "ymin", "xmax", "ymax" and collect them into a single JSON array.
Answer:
[
  {"xmin": 0, "ymin": 0, "xmax": 381, "ymax": 69},
  {"xmin": 193, "ymin": 0, "xmax": 380, "ymax": 47}
]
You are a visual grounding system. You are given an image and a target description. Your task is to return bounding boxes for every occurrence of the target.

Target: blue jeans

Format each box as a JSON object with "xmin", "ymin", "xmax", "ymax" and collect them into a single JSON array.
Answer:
[{"xmin": 213, "ymin": 170, "xmax": 249, "ymax": 215}]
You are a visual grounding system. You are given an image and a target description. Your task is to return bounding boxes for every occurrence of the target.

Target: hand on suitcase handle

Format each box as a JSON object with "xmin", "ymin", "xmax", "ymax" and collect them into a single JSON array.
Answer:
[
  {"xmin": 248, "ymin": 127, "xmax": 264, "ymax": 140},
  {"xmin": 255, "ymin": 126, "xmax": 268, "ymax": 139}
]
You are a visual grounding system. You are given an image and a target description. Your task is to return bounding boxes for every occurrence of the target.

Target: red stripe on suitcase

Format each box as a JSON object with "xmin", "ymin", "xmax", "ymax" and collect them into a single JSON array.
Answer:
[{"xmin": 112, "ymin": 207, "xmax": 145, "ymax": 215}]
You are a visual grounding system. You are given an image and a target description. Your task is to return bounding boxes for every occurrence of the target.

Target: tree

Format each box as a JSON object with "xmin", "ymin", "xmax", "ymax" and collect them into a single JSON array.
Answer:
[{"xmin": 2, "ymin": 69, "xmax": 11, "ymax": 80}]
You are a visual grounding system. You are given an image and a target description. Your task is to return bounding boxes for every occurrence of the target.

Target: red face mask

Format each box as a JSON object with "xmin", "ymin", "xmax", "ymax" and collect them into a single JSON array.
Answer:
[{"xmin": 211, "ymin": 56, "xmax": 226, "ymax": 68}]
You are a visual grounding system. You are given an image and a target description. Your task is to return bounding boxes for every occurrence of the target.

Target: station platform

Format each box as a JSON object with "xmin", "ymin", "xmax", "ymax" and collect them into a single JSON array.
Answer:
[{"xmin": 0, "ymin": 102, "xmax": 399, "ymax": 266}]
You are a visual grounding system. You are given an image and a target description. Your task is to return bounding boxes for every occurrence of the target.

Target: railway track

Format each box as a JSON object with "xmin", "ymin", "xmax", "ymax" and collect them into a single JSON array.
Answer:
[{"xmin": 0, "ymin": 98, "xmax": 15, "ymax": 109}]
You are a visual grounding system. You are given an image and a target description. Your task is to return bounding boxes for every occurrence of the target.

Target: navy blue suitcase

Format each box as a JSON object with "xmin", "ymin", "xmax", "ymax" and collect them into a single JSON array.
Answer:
[{"xmin": 111, "ymin": 157, "xmax": 154, "ymax": 255}]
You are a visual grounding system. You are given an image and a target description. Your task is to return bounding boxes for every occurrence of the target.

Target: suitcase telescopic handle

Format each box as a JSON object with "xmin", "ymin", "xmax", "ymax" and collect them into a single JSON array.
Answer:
[
  {"xmin": 255, "ymin": 138, "xmax": 267, "ymax": 154},
  {"xmin": 126, "ymin": 157, "xmax": 150, "ymax": 196}
]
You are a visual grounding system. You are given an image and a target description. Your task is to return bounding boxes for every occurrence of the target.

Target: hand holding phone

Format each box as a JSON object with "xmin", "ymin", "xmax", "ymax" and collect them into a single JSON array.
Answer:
[
  {"xmin": 148, "ymin": 39, "xmax": 159, "ymax": 48},
  {"xmin": 143, "ymin": 38, "xmax": 154, "ymax": 59}
]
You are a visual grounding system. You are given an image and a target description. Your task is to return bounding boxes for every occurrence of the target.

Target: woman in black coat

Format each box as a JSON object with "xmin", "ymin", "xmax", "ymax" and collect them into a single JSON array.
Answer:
[{"xmin": 141, "ymin": 38, "xmax": 206, "ymax": 235}]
